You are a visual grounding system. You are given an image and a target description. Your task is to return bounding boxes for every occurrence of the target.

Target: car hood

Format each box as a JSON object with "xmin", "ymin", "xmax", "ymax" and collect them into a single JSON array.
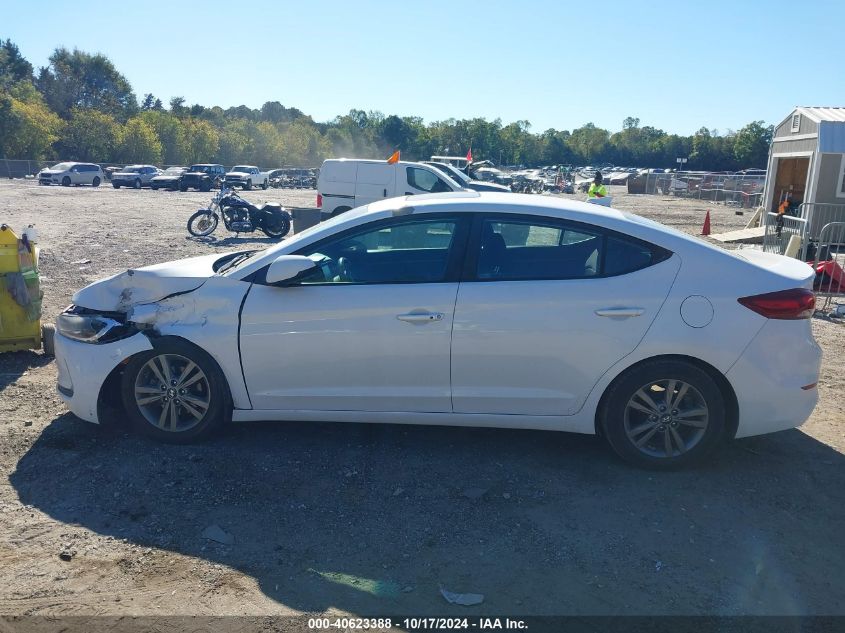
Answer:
[
  {"xmin": 152, "ymin": 173, "xmax": 181, "ymax": 179},
  {"xmin": 72, "ymin": 253, "xmax": 225, "ymax": 312},
  {"xmin": 470, "ymin": 180, "xmax": 510, "ymax": 190},
  {"xmin": 40, "ymin": 169, "xmax": 63, "ymax": 175},
  {"xmin": 226, "ymin": 171, "xmax": 250, "ymax": 177}
]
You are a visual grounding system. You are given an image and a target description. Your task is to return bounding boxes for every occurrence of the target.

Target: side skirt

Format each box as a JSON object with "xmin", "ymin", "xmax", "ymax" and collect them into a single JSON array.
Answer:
[{"xmin": 230, "ymin": 409, "xmax": 594, "ymax": 434}]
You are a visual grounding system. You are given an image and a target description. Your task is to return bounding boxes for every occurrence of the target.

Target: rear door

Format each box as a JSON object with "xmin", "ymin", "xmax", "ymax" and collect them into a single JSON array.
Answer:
[
  {"xmin": 355, "ymin": 162, "xmax": 396, "ymax": 206},
  {"xmin": 319, "ymin": 160, "xmax": 358, "ymax": 214},
  {"xmin": 451, "ymin": 213, "xmax": 680, "ymax": 416}
]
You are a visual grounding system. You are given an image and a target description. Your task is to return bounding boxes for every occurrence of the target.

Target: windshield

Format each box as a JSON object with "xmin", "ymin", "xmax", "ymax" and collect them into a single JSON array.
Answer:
[
  {"xmin": 232, "ymin": 166, "xmax": 251, "ymax": 172},
  {"xmin": 190, "ymin": 165, "xmax": 211, "ymax": 173},
  {"xmin": 50, "ymin": 162, "xmax": 73, "ymax": 170},
  {"xmin": 437, "ymin": 163, "xmax": 469, "ymax": 184},
  {"xmin": 162, "ymin": 167, "xmax": 185, "ymax": 175},
  {"xmin": 121, "ymin": 166, "xmax": 142, "ymax": 173}
]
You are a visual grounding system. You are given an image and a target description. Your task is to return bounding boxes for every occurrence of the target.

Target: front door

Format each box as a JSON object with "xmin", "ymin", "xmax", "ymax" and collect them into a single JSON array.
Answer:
[
  {"xmin": 404, "ymin": 165, "xmax": 454, "ymax": 196},
  {"xmin": 239, "ymin": 214, "xmax": 470, "ymax": 412},
  {"xmin": 451, "ymin": 214, "xmax": 680, "ymax": 416}
]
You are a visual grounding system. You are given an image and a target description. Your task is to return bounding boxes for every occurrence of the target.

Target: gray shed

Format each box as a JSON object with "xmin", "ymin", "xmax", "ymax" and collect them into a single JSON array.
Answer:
[{"xmin": 762, "ymin": 107, "xmax": 845, "ymax": 243}]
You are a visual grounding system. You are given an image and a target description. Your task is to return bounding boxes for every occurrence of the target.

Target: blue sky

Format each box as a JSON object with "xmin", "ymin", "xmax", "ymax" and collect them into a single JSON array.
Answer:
[{"xmin": 3, "ymin": 0, "xmax": 844, "ymax": 135}]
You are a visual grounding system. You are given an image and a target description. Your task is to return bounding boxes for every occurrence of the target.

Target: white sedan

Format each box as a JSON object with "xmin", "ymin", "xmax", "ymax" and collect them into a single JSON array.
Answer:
[{"xmin": 54, "ymin": 192, "xmax": 821, "ymax": 468}]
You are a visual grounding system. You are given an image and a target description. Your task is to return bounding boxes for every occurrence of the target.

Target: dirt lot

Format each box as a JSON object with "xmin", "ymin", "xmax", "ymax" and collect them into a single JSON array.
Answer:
[{"xmin": 0, "ymin": 180, "xmax": 843, "ymax": 617}]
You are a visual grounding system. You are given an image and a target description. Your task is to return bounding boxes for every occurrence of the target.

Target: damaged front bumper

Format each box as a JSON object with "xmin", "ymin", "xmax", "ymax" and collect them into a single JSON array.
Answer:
[{"xmin": 54, "ymin": 330, "xmax": 153, "ymax": 424}]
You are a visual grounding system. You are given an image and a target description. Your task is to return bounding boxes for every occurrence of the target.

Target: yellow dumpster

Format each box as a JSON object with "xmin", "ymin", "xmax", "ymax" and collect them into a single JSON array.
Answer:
[{"xmin": 0, "ymin": 224, "xmax": 54, "ymax": 355}]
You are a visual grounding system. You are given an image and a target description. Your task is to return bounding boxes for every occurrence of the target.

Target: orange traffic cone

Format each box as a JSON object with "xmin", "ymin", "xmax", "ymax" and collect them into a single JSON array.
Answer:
[{"xmin": 701, "ymin": 211, "xmax": 711, "ymax": 236}]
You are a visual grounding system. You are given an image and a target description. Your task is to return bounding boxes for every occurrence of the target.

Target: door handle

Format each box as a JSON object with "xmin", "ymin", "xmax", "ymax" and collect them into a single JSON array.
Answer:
[
  {"xmin": 384, "ymin": 188, "xmax": 387, "ymax": 197},
  {"xmin": 405, "ymin": 191, "xmax": 414, "ymax": 195},
  {"xmin": 397, "ymin": 312, "xmax": 444, "ymax": 323},
  {"xmin": 594, "ymin": 308, "xmax": 645, "ymax": 318}
]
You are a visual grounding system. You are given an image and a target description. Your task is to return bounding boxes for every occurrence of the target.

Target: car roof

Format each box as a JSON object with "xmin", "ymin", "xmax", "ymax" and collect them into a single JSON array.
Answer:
[{"xmin": 363, "ymin": 192, "xmax": 732, "ymax": 256}]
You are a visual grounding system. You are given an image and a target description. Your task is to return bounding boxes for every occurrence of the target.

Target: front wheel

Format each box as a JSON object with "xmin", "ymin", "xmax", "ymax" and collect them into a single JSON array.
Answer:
[
  {"xmin": 62, "ymin": 176, "xmax": 71, "ymax": 187},
  {"xmin": 244, "ymin": 180, "xmax": 252, "ymax": 191},
  {"xmin": 599, "ymin": 359, "xmax": 727, "ymax": 470},
  {"xmin": 92, "ymin": 177, "xmax": 101, "ymax": 187},
  {"xmin": 200, "ymin": 180, "xmax": 211, "ymax": 192},
  {"xmin": 134, "ymin": 178, "xmax": 141, "ymax": 189},
  {"xmin": 187, "ymin": 210, "xmax": 219, "ymax": 236},
  {"xmin": 121, "ymin": 339, "xmax": 228, "ymax": 443},
  {"xmin": 261, "ymin": 213, "xmax": 291, "ymax": 239},
  {"xmin": 113, "ymin": 183, "xmax": 121, "ymax": 189},
  {"xmin": 261, "ymin": 179, "xmax": 268, "ymax": 190}
]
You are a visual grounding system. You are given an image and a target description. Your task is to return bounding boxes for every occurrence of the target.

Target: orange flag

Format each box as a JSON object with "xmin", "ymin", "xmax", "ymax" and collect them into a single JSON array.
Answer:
[{"xmin": 386, "ymin": 150, "xmax": 400, "ymax": 164}]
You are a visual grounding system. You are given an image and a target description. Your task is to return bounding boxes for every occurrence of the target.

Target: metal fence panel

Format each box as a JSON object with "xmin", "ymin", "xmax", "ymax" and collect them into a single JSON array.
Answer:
[
  {"xmin": 634, "ymin": 171, "xmax": 765, "ymax": 207},
  {"xmin": 810, "ymin": 221, "xmax": 845, "ymax": 312},
  {"xmin": 763, "ymin": 212, "xmax": 807, "ymax": 256}
]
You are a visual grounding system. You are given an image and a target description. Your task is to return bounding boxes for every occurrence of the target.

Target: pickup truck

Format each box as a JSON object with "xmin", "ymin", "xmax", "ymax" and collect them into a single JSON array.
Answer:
[{"xmin": 224, "ymin": 165, "xmax": 268, "ymax": 190}]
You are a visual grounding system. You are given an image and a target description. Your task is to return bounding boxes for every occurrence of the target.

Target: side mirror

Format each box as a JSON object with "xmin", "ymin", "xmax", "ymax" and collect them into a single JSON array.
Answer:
[{"xmin": 265, "ymin": 255, "xmax": 317, "ymax": 285}]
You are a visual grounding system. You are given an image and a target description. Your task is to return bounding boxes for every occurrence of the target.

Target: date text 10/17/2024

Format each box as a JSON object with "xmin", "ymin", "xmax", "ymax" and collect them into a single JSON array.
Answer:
[{"xmin": 307, "ymin": 617, "xmax": 529, "ymax": 630}]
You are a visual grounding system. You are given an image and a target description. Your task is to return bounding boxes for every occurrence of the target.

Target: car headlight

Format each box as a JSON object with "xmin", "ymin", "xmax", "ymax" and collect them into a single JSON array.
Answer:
[{"xmin": 57, "ymin": 308, "xmax": 138, "ymax": 344}]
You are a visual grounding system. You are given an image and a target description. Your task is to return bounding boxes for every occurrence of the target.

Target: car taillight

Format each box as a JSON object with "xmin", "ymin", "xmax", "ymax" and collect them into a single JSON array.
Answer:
[
  {"xmin": 738, "ymin": 288, "xmax": 815, "ymax": 319},
  {"xmin": 316, "ymin": 193, "xmax": 322, "ymax": 208}
]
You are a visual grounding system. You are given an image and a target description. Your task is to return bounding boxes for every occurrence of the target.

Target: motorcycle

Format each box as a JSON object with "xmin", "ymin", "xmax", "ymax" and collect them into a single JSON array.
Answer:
[{"xmin": 187, "ymin": 185, "xmax": 292, "ymax": 239}]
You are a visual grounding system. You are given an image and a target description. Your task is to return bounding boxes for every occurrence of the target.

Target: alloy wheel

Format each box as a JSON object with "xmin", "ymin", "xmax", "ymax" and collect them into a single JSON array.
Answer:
[
  {"xmin": 134, "ymin": 353, "xmax": 211, "ymax": 432},
  {"xmin": 623, "ymin": 379, "xmax": 709, "ymax": 458}
]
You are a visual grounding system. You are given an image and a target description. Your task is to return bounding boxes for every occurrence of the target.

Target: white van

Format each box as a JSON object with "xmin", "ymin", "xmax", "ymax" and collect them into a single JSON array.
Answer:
[{"xmin": 317, "ymin": 159, "xmax": 465, "ymax": 218}]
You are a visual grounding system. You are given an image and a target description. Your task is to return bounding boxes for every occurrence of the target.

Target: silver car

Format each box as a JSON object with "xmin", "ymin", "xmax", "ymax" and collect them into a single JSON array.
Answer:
[{"xmin": 112, "ymin": 165, "xmax": 161, "ymax": 189}]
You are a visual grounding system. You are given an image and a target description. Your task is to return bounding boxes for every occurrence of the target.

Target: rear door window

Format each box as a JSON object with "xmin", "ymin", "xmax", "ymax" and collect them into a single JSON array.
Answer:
[{"xmin": 470, "ymin": 215, "xmax": 670, "ymax": 281}]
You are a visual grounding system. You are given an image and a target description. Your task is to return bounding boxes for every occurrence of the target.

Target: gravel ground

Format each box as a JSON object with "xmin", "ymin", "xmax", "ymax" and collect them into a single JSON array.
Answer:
[{"xmin": 0, "ymin": 180, "xmax": 843, "ymax": 617}]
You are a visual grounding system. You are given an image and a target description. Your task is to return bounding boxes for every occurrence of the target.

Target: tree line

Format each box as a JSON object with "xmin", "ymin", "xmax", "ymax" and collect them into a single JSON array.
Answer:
[{"xmin": 0, "ymin": 39, "xmax": 774, "ymax": 170}]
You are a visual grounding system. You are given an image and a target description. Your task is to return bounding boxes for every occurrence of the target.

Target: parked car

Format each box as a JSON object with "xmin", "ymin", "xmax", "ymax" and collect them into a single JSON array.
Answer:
[
  {"xmin": 38, "ymin": 162, "xmax": 104, "ymax": 187},
  {"xmin": 425, "ymin": 161, "xmax": 511, "ymax": 193},
  {"xmin": 224, "ymin": 165, "xmax": 267, "ymax": 190},
  {"xmin": 180, "ymin": 164, "xmax": 226, "ymax": 192},
  {"xmin": 111, "ymin": 165, "xmax": 161, "ymax": 189},
  {"xmin": 317, "ymin": 158, "xmax": 465, "ymax": 218},
  {"xmin": 54, "ymin": 192, "xmax": 821, "ymax": 469},
  {"xmin": 150, "ymin": 167, "xmax": 187, "ymax": 191}
]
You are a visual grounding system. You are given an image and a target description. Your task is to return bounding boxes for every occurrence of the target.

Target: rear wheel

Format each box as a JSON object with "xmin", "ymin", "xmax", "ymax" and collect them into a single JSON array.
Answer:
[
  {"xmin": 113, "ymin": 183, "xmax": 121, "ymax": 189},
  {"xmin": 179, "ymin": 182, "xmax": 188, "ymax": 192},
  {"xmin": 599, "ymin": 359, "xmax": 726, "ymax": 470},
  {"xmin": 133, "ymin": 178, "xmax": 141, "ymax": 189},
  {"xmin": 331, "ymin": 206, "xmax": 351, "ymax": 217},
  {"xmin": 92, "ymin": 177, "xmax": 101, "ymax": 187},
  {"xmin": 187, "ymin": 210, "xmax": 218, "ymax": 236},
  {"xmin": 121, "ymin": 339, "xmax": 228, "ymax": 443},
  {"xmin": 261, "ymin": 213, "xmax": 291, "ymax": 239},
  {"xmin": 261, "ymin": 179, "xmax": 268, "ymax": 190}
]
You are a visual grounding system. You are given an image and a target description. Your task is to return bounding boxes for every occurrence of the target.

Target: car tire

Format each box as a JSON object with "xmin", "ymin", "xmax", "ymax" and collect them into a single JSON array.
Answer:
[
  {"xmin": 134, "ymin": 178, "xmax": 141, "ymax": 189},
  {"xmin": 113, "ymin": 183, "xmax": 121, "ymax": 189},
  {"xmin": 331, "ymin": 206, "xmax": 352, "ymax": 217},
  {"xmin": 245, "ymin": 180, "xmax": 252, "ymax": 191},
  {"xmin": 261, "ymin": 179, "xmax": 268, "ymax": 190},
  {"xmin": 151, "ymin": 184, "xmax": 158, "ymax": 190},
  {"xmin": 92, "ymin": 177, "xmax": 101, "ymax": 187},
  {"xmin": 599, "ymin": 359, "xmax": 727, "ymax": 470},
  {"xmin": 41, "ymin": 323, "xmax": 56, "ymax": 357},
  {"xmin": 121, "ymin": 338, "xmax": 229, "ymax": 444},
  {"xmin": 200, "ymin": 181, "xmax": 211, "ymax": 193},
  {"xmin": 61, "ymin": 176, "xmax": 71, "ymax": 187}
]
